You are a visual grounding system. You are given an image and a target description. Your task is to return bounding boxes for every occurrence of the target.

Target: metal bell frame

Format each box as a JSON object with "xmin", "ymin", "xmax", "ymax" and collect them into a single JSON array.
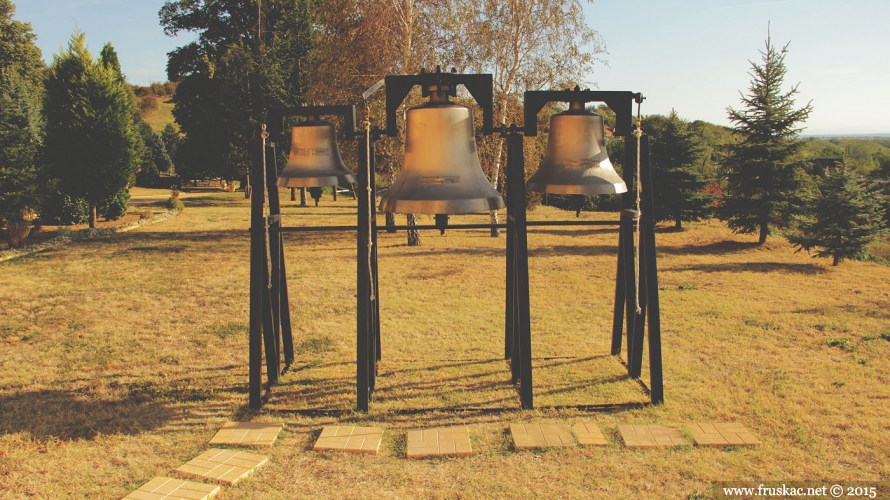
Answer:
[
  {"xmin": 508, "ymin": 89, "xmax": 664, "ymax": 408},
  {"xmin": 248, "ymin": 74, "xmax": 664, "ymax": 412},
  {"xmin": 248, "ymin": 104, "xmax": 383, "ymax": 410}
]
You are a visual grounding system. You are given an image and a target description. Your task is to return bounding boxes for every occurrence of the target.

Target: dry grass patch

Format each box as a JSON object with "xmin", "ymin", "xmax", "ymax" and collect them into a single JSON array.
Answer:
[{"xmin": 1, "ymin": 191, "xmax": 888, "ymax": 498}]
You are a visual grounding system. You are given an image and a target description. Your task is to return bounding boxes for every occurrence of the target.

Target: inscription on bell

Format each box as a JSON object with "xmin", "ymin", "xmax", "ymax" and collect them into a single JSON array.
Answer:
[
  {"xmin": 294, "ymin": 147, "xmax": 330, "ymax": 157},
  {"xmin": 564, "ymin": 159, "xmax": 598, "ymax": 169},
  {"xmin": 421, "ymin": 176, "xmax": 461, "ymax": 185}
]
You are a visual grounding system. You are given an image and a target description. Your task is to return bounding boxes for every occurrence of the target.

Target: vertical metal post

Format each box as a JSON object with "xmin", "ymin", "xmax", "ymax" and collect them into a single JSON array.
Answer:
[
  {"xmin": 611, "ymin": 225, "xmax": 626, "ymax": 355},
  {"xmin": 505, "ymin": 211, "xmax": 516, "ymax": 362},
  {"xmin": 356, "ymin": 125, "xmax": 372, "ymax": 412},
  {"xmin": 264, "ymin": 145, "xmax": 283, "ymax": 365},
  {"xmin": 249, "ymin": 130, "xmax": 265, "ymax": 409},
  {"xmin": 638, "ymin": 136, "xmax": 664, "ymax": 404},
  {"xmin": 507, "ymin": 127, "xmax": 533, "ymax": 409},
  {"xmin": 265, "ymin": 144, "xmax": 294, "ymax": 365}
]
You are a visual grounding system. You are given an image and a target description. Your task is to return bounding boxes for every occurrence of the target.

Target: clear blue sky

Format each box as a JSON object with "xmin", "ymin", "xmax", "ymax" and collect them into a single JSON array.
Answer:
[{"xmin": 13, "ymin": 0, "xmax": 889, "ymax": 135}]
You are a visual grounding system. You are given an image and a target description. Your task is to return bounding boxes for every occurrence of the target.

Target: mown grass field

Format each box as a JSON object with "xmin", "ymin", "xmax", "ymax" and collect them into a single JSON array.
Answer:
[
  {"xmin": 1, "ymin": 190, "xmax": 888, "ymax": 499},
  {"xmin": 142, "ymin": 100, "xmax": 176, "ymax": 133}
]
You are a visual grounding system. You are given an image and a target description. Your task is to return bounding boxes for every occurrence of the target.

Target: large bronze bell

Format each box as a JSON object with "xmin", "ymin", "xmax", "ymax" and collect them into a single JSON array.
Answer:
[
  {"xmin": 526, "ymin": 102, "xmax": 627, "ymax": 195},
  {"xmin": 379, "ymin": 89, "xmax": 505, "ymax": 214},
  {"xmin": 277, "ymin": 118, "xmax": 356, "ymax": 188}
]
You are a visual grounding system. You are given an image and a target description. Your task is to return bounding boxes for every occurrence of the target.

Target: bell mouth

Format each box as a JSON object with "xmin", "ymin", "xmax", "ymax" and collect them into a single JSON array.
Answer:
[{"xmin": 277, "ymin": 173, "xmax": 356, "ymax": 188}]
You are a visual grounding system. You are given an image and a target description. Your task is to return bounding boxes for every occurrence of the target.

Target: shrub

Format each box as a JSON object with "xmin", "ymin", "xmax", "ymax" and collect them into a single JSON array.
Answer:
[
  {"xmin": 3, "ymin": 218, "xmax": 31, "ymax": 248},
  {"xmin": 40, "ymin": 193, "xmax": 89, "ymax": 225},
  {"xmin": 98, "ymin": 189, "xmax": 130, "ymax": 221},
  {"xmin": 165, "ymin": 196, "xmax": 184, "ymax": 211}
]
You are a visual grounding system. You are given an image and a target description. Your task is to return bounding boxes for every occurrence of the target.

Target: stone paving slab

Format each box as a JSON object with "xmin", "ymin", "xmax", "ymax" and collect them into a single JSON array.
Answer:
[
  {"xmin": 406, "ymin": 426, "xmax": 472, "ymax": 459},
  {"xmin": 313, "ymin": 426, "xmax": 384, "ymax": 455},
  {"xmin": 572, "ymin": 423, "xmax": 608, "ymax": 446},
  {"xmin": 619, "ymin": 424, "xmax": 689, "ymax": 448},
  {"xmin": 209, "ymin": 421, "xmax": 282, "ymax": 448},
  {"xmin": 686, "ymin": 423, "xmax": 761, "ymax": 447},
  {"xmin": 123, "ymin": 477, "xmax": 220, "ymax": 500},
  {"xmin": 510, "ymin": 423, "xmax": 577, "ymax": 449},
  {"xmin": 175, "ymin": 448, "xmax": 268, "ymax": 486}
]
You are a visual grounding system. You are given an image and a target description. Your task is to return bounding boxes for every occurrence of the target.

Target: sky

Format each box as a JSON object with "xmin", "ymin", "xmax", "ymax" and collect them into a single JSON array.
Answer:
[{"xmin": 12, "ymin": 0, "xmax": 890, "ymax": 136}]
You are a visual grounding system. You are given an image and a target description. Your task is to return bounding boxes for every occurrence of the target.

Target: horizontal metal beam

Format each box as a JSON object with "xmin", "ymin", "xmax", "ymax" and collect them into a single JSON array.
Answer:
[{"xmin": 272, "ymin": 219, "xmax": 621, "ymax": 233}]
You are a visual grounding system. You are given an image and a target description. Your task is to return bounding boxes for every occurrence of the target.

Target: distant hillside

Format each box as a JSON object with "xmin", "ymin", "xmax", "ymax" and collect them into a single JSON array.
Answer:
[
  {"xmin": 132, "ymin": 82, "xmax": 178, "ymax": 133},
  {"xmin": 800, "ymin": 136, "xmax": 890, "ymax": 177},
  {"xmin": 142, "ymin": 100, "xmax": 176, "ymax": 133}
]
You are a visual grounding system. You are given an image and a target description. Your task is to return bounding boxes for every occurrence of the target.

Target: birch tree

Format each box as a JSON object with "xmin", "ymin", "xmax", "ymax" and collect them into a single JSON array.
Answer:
[{"xmin": 443, "ymin": 0, "xmax": 606, "ymax": 236}]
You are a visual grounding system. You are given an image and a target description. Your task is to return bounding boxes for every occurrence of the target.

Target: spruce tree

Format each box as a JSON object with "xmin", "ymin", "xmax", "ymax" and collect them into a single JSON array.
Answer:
[
  {"xmin": 789, "ymin": 167, "xmax": 886, "ymax": 266},
  {"xmin": 43, "ymin": 32, "xmax": 142, "ymax": 228},
  {"xmin": 721, "ymin": 34, "xmax": 813, "ymax": 244},
  {"xmin": 646, "ymin": 111, "xmax": 713, "ymax": 229},
  {"xmin": 0, "ymin": 0, "xmax": 44, "ymax": 247}
]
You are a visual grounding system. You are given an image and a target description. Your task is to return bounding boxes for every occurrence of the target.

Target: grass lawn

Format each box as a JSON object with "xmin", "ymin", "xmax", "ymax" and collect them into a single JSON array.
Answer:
[
  {"xmin": 1, "ymin": 191, "xmax": 888, "ymax": 499},
  {"xmin": 142, "ymin": 100, "xmax": 176, "ymax": 134}
]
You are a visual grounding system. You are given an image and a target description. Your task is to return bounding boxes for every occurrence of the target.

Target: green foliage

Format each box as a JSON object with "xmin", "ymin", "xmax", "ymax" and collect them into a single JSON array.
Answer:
[
  {"xmin": 43, "ymin": 32, "xmax": 142, "ymax": 227},
  {"xmin": 721, "ymin": 35, "xmax": 814, "ymax": 244},
  {"xmin": 826, "ymin": 338, "xmax": 850, "ymax": 350},
  {"xmin": 0, "ymin": 0, "xmax": 45, "ymax": 244},
  {"xmin": 645, "ymin": 111, "xmax": 714, "ymax": 229},
  {"xmin": 788, "ymin": 167, "xmax": 886, "ymax": 265},
  {"xmin": 39, "ymin": 192, "xmax": 89, "ymax": 225},
  {"xmin": 165, "ymin": 196, "xmax": 184, "ymax": 211},
  {"xmin": 161, "ymin": 0, "xmax": 313, "ymax": 181},
  {"xmin": 0, "ymin": 0, "xmax": 44, "ymax": 92},
  {"xmin": 97, "ymin": 188, "xmax": 129, "ymax": 221}
]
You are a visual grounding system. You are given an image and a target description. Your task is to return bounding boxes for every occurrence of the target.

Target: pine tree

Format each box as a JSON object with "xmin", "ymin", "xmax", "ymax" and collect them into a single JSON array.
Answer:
[
  {"xmin": 43, "ymin": 32, "xmax": 142, "ymax": 228},
  {"xmin": 789, "ymin": 167, "xmax": 886, "ymax": 265},
  {"xmin": 646, "ymin": 111, "xmax": 713, "ymax": 229},
  {"xmin": 721, "ymin": 33, "xmax": 813, "ymax": 244},
  {"xmin": 0, "ymin": 0, "xmax": 44, "ymax": 247}
]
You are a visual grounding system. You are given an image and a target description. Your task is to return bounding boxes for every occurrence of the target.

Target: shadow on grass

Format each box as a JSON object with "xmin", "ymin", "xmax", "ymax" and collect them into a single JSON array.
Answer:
[
  {"xmin": 657, "ymin": 240, "xmax": 761, "ymax": 256},
  {"xmin": 0, "ymin": 389, "xmax": 173, "ymax": 440},
  {"xmin": 527, "ymin": 227, "xmax": 619, "ymax": 238},
  {"xmin": 529, "ymin": 244, "xmax": 618, "ymax": 258},
  {"xmin": 182, "ymin": 196, "xmax": 249, "ymax": 208},
  {"xmin": 664, "ymin": 261, "xmax": 827, "ymax": 275}
]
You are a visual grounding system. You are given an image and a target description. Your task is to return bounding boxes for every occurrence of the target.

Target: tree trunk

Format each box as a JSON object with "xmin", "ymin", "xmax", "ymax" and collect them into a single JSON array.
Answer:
[
  {"xmin": 488, "ymin": 135, "xmax": 506, "ymax": 237},
  {"xmin": 407, "ymin": 214, "xmax": 420, "ymax": 246},
  {"xmin": 385, "ymin": 212, "xmax": 396, "ymax": 233},
  {"xmin": 89, "ymin": 204, "xmax": 98, "ymax": 228},
  {"xmin": 290, "ymin": 187, "xmax": 296, "ymax": 201},
  {"xmin": 758, "ymin": 222, "xmax": 769, "ymax": 244},
  {"xmin": 832, "ymin": 255, "xmax": 840, "ymax": 266},
  {"xmin": 332, "ymin": 187, "xmax": 338, "ymax": 201},
  {"xmin": 300, "ymin": 187, "xmax": 307, "ymax": 207},
  {"xmin": 5, "ymin": 219, "xmax": 31, "ymax": 249},
  {"xmin": 675, "ymin": 216, "xmax": 682, "ymax": 230},
  {"xmin": 244, "ymin": 173, "xmax": 251, "ymax": 199}
]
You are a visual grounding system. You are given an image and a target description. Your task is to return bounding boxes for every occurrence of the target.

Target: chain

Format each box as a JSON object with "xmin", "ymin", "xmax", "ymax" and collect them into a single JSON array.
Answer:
[
  {"xmin": 363, "ymin": 106, "xmax": 376, "ymax": 301},
  {"xmin": 261, "ymin": 124, "xmax": 272, "ymax": 289},
  {"xmin": 633, "ymin": 102, "xmax": 643, "ymax": 315}
]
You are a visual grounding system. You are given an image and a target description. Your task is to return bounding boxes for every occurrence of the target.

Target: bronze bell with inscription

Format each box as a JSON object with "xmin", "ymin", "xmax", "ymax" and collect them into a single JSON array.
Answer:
[
  {"xmin": 378, "ymin": 86, "xmax": 505, "ymax": 214},
  {"xmin": 277, "ymin": 118, "xmax": 356, "ymax": 188},
  {"xmin": 526, "ymin": 101, "xmax": 627, "ymax": 195}
]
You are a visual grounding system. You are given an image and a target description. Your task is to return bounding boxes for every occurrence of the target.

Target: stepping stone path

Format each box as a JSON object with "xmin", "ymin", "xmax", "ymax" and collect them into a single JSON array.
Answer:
[
  {"xmin": 510, "ymin": 423, "xmax": 576, "ymax": 449},
  {"xmin": 176, "ymin": 448, "xmax": 269, "ymax": 486},
  {"xmin": 686, "ymin": 422, "xmax": 761, "ymax": 447},
  {"xmin": 572, "ymin": 422, "xmax": 608, "ymax": 446},
  {"xmin": 126, "ymin": 420, "xmax": 760, "ymax": 496},
  {"xmin": 406, "ymin": 426, "xmax": 472, "ymax": 459},
  {"xmin": 619, "ymin": 424, "xmax": 690, "ymax": 448},
  {"xmin": 126, "ymin": 422, "xmax": 274, "ymax": 499},
  {"xmin": 313, "ymin": 425, "xmax": 384, "ymax": 455},
  {"xmin": 123, "ymin": 477, "xmax": 220, "ymax": 500},
  {"xmin": 209, "ymin": 421, "xmax": 283, "ymax": 447}
]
